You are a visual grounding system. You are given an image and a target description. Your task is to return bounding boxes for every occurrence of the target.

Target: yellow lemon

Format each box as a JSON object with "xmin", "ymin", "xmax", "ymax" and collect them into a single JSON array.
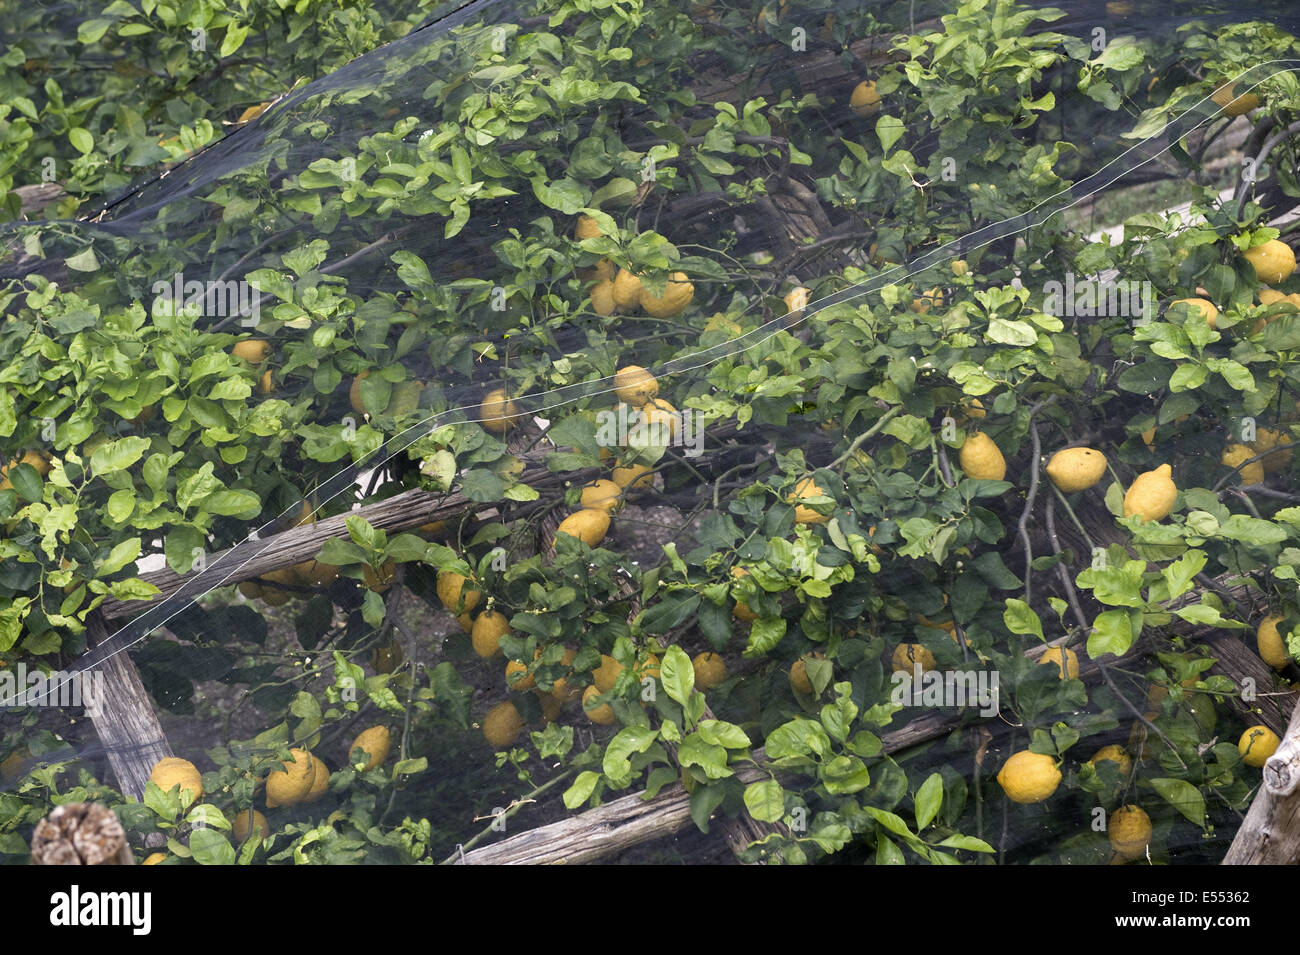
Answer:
[
  {"xmin": 582, "ymin": 684, "xmax": 616, "ymax": 725},
  {"xmin": 1108, "ymin": 805, "xmax": 1152, "ymax": 860},
  {"xmin": 639, "ymin": 272, "xmax": 695, "ymax": 318},
  {"xmin": 613, "ymin": 365, "xmax": 658, "ymax": 406},
  {"xmin": 1124, "ymin": 464, "xmax": 1177, "ymax": 522},
  {"xmin": 1170, "ymin": 297, "xmax": 1218, "ymax": 328},
  {"xmin": 482, "ymin": 702, "xmax": 525, "ymax": 747},
  {"xmin": 349, "ymin": 371, "xmax": 370, "ymax": 415},
  {"xmin": 589, "ymin": 278, "xmax": 617, "ymax": 316},
  {"xmin": 1252, "ymin": 428, "xmax": 1292, "ymax": 474},
  {"xmin": 1038, "ymin": 646, "xmax": 1079, "ymax": 680},
  {"xmin": 265, "ymin": 748, "xmax": 315, "ymax": 808},
  {"xmin": 611, "ymin": 463, "xmax": 654, "ymax": 497},
  {"xmin": 638, "ymin": 397, "xmax": 679, "ymax": 443},
  {"xmin": 732, "ymin": 567, "xmax": 759, "ymax": 622},
  {"xmin": 231, "ymin": 339, "xmax": 272, "ymax": 363},
  {"xmin": 505, "ymin": 656, "xmax": 537, "ymax": 691},
  {"xmin": 555, "ymin": 508, "xmax": 611, "ymax": 547},
  {"xmin": 149, "ymin": 757, "xmax": 203, "ymax": 801},
  {"xmin": 593, "ymin": 654, "xmax": 625, "ymax": 693},
  {"xmin": 1221, "ymin": 444, "xmax": 1264, "ymax": 485},
  {"xmin": 789, "ymin": 476, "xmax": 832, "ymax": 524},
  {"xmin": 783, "ymin": 285, "xmax": 810, "ymax": 325},
  {"xmin": 1239, "ymin": 725, "xmax": 1280, "ymax": 767},
  {"xmin": 471, "ymin": 609, "xmax": 511, "ymax": 659},
  {"xmin": 612, "ymin": 269, "xmax": 644, "ymax": 309},
  {"xmin": 303, "ymin": 756, "xmax": 330, "ymax": 803},
  {"xmin": 436, "ymin": 571, "xmax": 482, "ymax": 615},
  {"xmin": 959, "ymin": 432, "xmax": 1006, "ymax": 481},
  {"xmin": 1212, "ymin": 83, "xmax": 1261, "ymax": 116},
  {"xmin": 789, "ymin": 652, "xmax": 825, "ymax": 695},
  {"xmin": 850, "ymin": 80, "xmax": 882, "ymax": 117},
  {"xmin": 1257, "ymin": 613, "xmax": 1290, "ymax": 670},
  {"xmin": 692, "ymin": 651, "xmax": 727, "ymax": 690},
  {"xmin": 348, "ymin": 725, "xmax": 390, "ymax": 771},
  {"xmin": 1045, "ymin": 448, "xmax": 1108, "ymax": 492},
  {"xmin": 580, "ymin": 479, "xmax": 623, "ymax": 513},
  {"xmin": 1244, "ymin": 239, "xmax": 1296, "ymax": 285},
  {"xmin": 910, "ymin": 287, "xmax": 944, "ymax": 314},
  {"xmin": 1090, "ymin": 745, "xmax": 1133, "ymax": 776},
  {"xmin": 891, "ymin": 643, "xmax": 937, "ymax": 673},
  {"xmin": 996, "ymin": 751, "xmax": 1061, "ymax": 804},
  {"xmin": 574, "ymin": 214, "xmax": 603, "ymax": 240},
  {"xmin": 142, "ymin": 853, "xmax": 167, "ymax": 865},
  {"xmin": 231, "ymin": 809, "xmax": 269, "ymax": 843},
  {"xmin": 480, "ymin": 388, "xmax": 522, "ymax": 433}
]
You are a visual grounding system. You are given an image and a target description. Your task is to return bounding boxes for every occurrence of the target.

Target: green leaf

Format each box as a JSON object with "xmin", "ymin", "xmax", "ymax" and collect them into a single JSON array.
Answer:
[
  {"xmin": 1150, "ymin": 777, "xmax": 1206, "ymax": 828},
  {"xmin": 90, "ymin": 436, "xmax": 149, "ymax": 477},
  {"xmin": 69, "ymin": 128, "xmax": 94, "ymax": 155},
  {"xmin": 98, "ymin": 538, "xmax": 141, "ymax": 576},
  {"xmin": 660, "ymin": 644, "xmax": 694, "ymax": 706},
  {"xmin": 914, "ymin": 772, "xmax": 943, "ymax": 830},
  {"xmin": 602, "ymin": 725, "xmax": 658, "ymax": 783},
  {"xmin": 696, "ymin": 719, "xmax": 750, "ymax": 749},
  {"xmin": 743, "ymin": 616, "xmax": 786, "ymax": 656},
  {"xmin": 188, "ymin": 827, "xmax": 237, "ymax": 865},
  {"xmin": 1003, "ymin": 598, "xmax": 1043, "ymax": 640},
  {"xmin": 564, "ymin": 770, "xmax": 600, "ymax": 810},
  {"xmin": 77, "ymin": 18, "xmax": 112, "ymax": 43},
  {"xmin": 743, "ymin": 780, "xmax": 785, "ymax": 822},
  {"xmin": 202, "ymin": 490, "xmax": 262, "ymax": 519},
  {"xmin": 1087, "ymin": 608, "xmax": 1139, "ymax": 659}
]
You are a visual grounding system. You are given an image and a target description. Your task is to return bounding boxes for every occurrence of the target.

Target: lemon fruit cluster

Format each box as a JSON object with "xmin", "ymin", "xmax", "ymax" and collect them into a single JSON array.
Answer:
[
  {"xmin": 436, "ymin": 570, "xmax": 483, "ymax": 633},
  {"xmin": 1221, "ymin": 443, "xmax": 1263, "ymax": 485},
  {"xmin": 996, "ymin": 750, "xmax": 1061, "ymax": 804},
  {"xmin": 265, "ymin": 748, "xmax": 317, "ymax": 808},
  {"xmin": 590, "ymin": 267, "xmax": 695, "ymax": 320},
  {"xmin": 1045, "ymin": 448, "xmax": 1107, "ymax": 492}
]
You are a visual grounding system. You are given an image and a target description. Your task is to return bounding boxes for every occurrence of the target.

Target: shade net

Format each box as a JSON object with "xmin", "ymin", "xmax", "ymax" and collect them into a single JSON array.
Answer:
[{"xmin": 2, "ymin": 0, "xmax": 1300, "ymax": 865}]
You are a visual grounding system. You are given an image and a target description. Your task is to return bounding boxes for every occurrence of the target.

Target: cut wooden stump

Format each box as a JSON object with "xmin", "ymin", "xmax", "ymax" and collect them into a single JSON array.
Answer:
[
  {"xmin": 1224, "ymin": 697, "xmax": 1300, "ymax": 864},
  {"xmin": 31, "ymin": 802, "xmax": 133, "ymax": 865}
]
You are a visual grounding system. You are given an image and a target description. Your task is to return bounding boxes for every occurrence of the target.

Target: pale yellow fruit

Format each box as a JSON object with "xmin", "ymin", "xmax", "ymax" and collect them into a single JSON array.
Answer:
[
  {"xmin": 1212, "ymin": 83, "xmax": 1261, "ymax": 116},
  {"xmin": 850, "ymin": 80, "xmax": 882, "ymax": 116},
  {"xmin": 959, "ymin": 432, "xmax": 1006, "ymax": 481},
  {"xmin": 639, "ymin": 272, "xmax": 695, "ymax": 318},
  {"xmin": 231, "ymin": 339, "xmax": 271, "ymax": 363},
  {"xmin": 1221, "ymin": 444, "xmax": 1264, "ymax": 485},
  {"xmin": 783, "ymin": 286, "xmax": 810, "ymax": 325},
  {"xmin": 1260, "ymin": 288, "xmax": 1288, "ymax": 306},
  {"xmin": 295, "ymin": 559, "xmax": 339, "ymax": 588},
  {"xmin": 789, "ymin": 476, "xmax": 831, "ymax": 524},
  {"xmin": 436, "ymin": 571, "xmax": 482, "ymax": 615},
  {"xmin": 482, "ymin": 701, "xmax": 525, "ymax": 747},
  {"xmin": 789, "ymin": 652, "xmax": 824, "ymax": 695},
  {"xmin": 580, "ymin": 479, "xmax": 623, "ymax": 513},
  {"xmin": 638, "ymin": 397, "xmax": 678, "ymax": 443},
  {"xmin": 1239, "ymin": 725, "xmax": 1280, "ymax": 767},
  {"xmin": 361, "ymin": 561, "xmax": 396, "ymax": 593},
  {"xmin": 1090, "ymin": 745, "xmax": 1133, "ymax": 776},
  {"xmin": 574, "ymin": 214, "xmax": 603, "ymax": 240},
  {"xmin": 471, "ymin": 609, "xmax": 510, "ymax": 659},
  {"xmin": 1124, "ymin": 463, "xmax": 1177, "ymax": 522},
  {"xmin": 589, "ymin": 278, "xmax": 617, "ymax": 316},
  {"xmin": 1252, "ymin": 428, "xmax": 1292, "ymax": 474},
  {"xmin": 611, "ymin": 463, "xmax": 654, "ymax": 497},
  {"xmin": 996, "ymin": 751, "xmax": 1061, "ymax": 804},
  {"xmin": 457, "ymin": 611, "xmax": 475, "ymax": 632},
  {"xmin": 612, "ymin": 269, "xmax": 643, "ymax": 309},
  {"xmin": 348, "ymin": 725, "xmax": 390, "ymax": 772},
  {"xmin": 1257, "ymin": 613, "xmax": 1290, "ymax": 670},
  {"xmin": 555, "ymin": 508, "xmax": 610, "ymax": 547},
  {"xmin": 238, "ymin": 579, "xmax": 263, "ymax": 600},
  {"xmin": 231, "ymin": 809, "xmax": 269, "ymax": 843},
  {"xmin": 349, "ymin": 371, "xmax": 370, "ymax": 415},
  {"xmin": 582, "ymin": 684, "xmax": 616, "ymax": 725},
  {"xmin": 480, "ymin": 388, "xmax": 522, "ymax": 433},
  {"xmin": 1045, "ymin": 448, "xmax": 1107, "ymax": 492},
  {"xmin": 258, "ymin": 369, "xmax": 274, "ymax": 394},
  {"xmin": 142, "ymin": 853, "xmax": 167, "ymax": 865},
  {"xmin": 1108, "ymin": 805, "xmax": 1152, "ymax": 861},
  {"xmin": 910, "ymin": 287, "xmax": 944, "ymax": 314},
  {"xmin": 1244, "ymin": 239, "xmax": 1297, "ymax": 285},
  {"xmin": 265, "ymin": 749, "xmax": 315, "ymax": 808},
  {"xmin": 303, "ymin": 756, "xmax": 329, "ymax": 803},
  {"xmin": 692, "ymin": 651, "xmax": 727, "ymax": 690},
  {"xmin": 505, "ymin": 657, "xmax": 536, "ymax": 691},
  {"xmin": 891, "ymin": 643, "xmax": 937, "ymax": 673},
  {"xmin": 149, "ymin": 757, "xmax": 203, "ymax": 800},
  {"xmin": 592, "ymin": 654, "xmax": 625, "ymax": 693},
  {"xmin": 613, "ymin": 365, "xmax": 658, "ymax": 406},
  {"xmin": 732, "ymin": 567, "xmax": 758, "ymax": 622},
  {"xmin": 1038, "ymin": 646, "xmax": 1079, "ymax": 680},
  {"xmin": 1170, "ymin": 297, "xmax": 1218, "ymax": 328}
]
